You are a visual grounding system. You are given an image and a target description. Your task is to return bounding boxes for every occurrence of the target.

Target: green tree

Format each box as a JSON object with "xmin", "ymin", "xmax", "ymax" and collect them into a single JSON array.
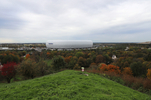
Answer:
[
  {"xmin": 103, "ymin": 54, "xmax": 112, "ymax": 64},
  {"xmin": 78, "ymin": 57, "xmax": 86, "ymax": 67},
  {"xmin": 52, "ymin": 56, "xmax": 66, "ymax": 71},
  {"xmin": 130, "ymin": 62, "xmax": 144, "ymax": 77},
  {"xmin": 36, "ymin": 59, "xmax": 49, "ymax": 76},
  {"xmin": 75, "ymin": 52, "xmax": 84, "ymax": 58}
]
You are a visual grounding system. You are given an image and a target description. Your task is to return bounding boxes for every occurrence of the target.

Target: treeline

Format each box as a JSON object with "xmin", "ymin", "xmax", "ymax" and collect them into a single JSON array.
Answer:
[
  {"xmin": 0, "ymin": 51, "xmax": 26, "ymax": 64},
  {"xmin": 1, "ymin": 46, "xmax": 151, "ymax": 83}
]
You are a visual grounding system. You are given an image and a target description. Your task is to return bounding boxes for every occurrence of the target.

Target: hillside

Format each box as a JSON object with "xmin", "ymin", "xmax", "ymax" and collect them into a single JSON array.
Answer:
[{"xmin": 0, "ymin": 70, "xmax": 151, "ymax": 100}]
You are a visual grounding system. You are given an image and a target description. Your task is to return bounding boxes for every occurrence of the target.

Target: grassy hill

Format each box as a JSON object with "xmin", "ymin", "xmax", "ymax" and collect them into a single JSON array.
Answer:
[{"xmin": 0, "ymin": 70, "xmax": 151, "ymax": 100}]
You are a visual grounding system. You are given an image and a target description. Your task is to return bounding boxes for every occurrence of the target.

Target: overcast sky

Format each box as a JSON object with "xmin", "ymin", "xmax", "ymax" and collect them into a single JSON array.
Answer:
[{"xmin": 0, "ymin": 0, "xmax": 151, "ymax": 43}]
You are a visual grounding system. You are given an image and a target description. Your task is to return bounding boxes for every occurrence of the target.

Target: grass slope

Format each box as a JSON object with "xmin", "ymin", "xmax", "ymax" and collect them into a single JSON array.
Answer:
[{"xmin": 0, "ymin": 70, "xmax": 151, "ymax": 100}]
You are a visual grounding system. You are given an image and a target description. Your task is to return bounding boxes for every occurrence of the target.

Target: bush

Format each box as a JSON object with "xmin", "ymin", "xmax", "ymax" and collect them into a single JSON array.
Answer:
[
  {"xmin": 132, "ymin": 78, "xmax": 143, "ymax": 89},
  {"xmin": 89, "ymin": 63, "xmax": 98, "ymax": 70},
  {"xmin": 122, "ymin": 75, "xmax": 135, "ymax": 87},
  {"xmin": 143, "ymin": 79, "xmax": 151, "ymax": 90}
]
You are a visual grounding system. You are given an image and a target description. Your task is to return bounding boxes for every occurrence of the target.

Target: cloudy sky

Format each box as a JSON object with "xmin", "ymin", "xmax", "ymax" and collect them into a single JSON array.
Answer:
[{"xmin": 0, "ymin": 0, "xmax": 151, "ymax": 43}]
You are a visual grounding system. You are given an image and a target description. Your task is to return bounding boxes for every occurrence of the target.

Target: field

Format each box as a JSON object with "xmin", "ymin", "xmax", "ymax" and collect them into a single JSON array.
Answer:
[{"xmin": 0, "ymin": 70, "xmax": 151, "ymax": 100}]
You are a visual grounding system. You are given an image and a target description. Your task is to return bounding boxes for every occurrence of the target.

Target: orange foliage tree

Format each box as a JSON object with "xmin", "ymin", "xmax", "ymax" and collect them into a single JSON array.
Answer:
[
  {"xmin": 99, "ymin": 63, "xmax": 107, "ymax": 71},
  {"xmin": 47, "ymin": 52, "xmax": 50, "ymax": 58},
  {"xmin": 100, "ymin": 64, "xmax": 121, "ymax": 74},
  {"xmin": 64, "ymin": 56, "xmax": 72, "ymax": 63},
  {"xmin": 47, "ymin": 52, "xmax": 50, "ymax": 55},
  {"xmin": 26, "ymin": 54, "xmax": 30, "ymax": 59},
  {"xmin": 147, "ymin": 69, "xmax": 151, "ymax": 80},
  {"xmin": 122, "ymin": 67, "xmax": 133, "ymax": 76}
]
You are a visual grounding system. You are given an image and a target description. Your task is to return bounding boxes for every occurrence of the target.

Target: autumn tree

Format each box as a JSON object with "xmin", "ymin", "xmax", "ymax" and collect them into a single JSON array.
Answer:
[
  {"xmin": 99, "ymin": 63, "xmax": 107, "ymax": 71},
  {"xmin": 107, "ymin": 65, "xmax": 121, "ymax": 74},
  {"xmin": 122, "ymin": 67, "xmax": 133, "ymax": 76},
  {"xmin": 30, "ymin": 51, "xmax": 40, "ymax": 63},
  {"xmin": 16, "ymin": 59, "xmax": 36, "ymax": 79},
  {"xmin": 67, "ymin": 56, "xmax": 78, "ymax": 69},
  {"xmin": 95, "ymin": 55, "xmax": 104, "ymax": 64},
  {"xmin": 1, "ymin": 62, "xmax": 17, "ymax": 83},
  {"xmin": 64, "ymin": 56, "xmax": 72, "ymax": 63},
  {"xmin": 26, "ymin": 54, "xmax": 30, "ymax": 59},
  {"xmin": 100, "ymin": 64, "xmax": 121, "ymax": 74},
  {"xmin": 115, "ymin": 57, "xmax": 133, "ymax": 70},
  {"xmin": 147, "ymin": 69, "xmax": 151, "ymax": 79}
]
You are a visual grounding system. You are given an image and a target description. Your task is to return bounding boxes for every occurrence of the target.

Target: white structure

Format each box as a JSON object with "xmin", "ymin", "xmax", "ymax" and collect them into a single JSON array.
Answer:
[
  {"xmin": 112, "ymin": 55, "xmax": 117, "ymax": 60},
  {"xmin": 125, "ymin": 47, "xmax": 129, "ymax": 51},
  {"xmin": 46, "ymin": 40, "xmax": 93, "ymax": 49}
]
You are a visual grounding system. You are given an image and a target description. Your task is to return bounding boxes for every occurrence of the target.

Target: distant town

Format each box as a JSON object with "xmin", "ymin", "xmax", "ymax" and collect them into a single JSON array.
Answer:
[{"xmin": 0, "ymin": 42, "xmax": 151, "ymax": 52}]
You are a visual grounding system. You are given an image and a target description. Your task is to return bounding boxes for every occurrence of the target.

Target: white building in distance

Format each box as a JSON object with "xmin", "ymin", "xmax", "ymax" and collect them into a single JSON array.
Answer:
[{"xmin": 46, "ymin": 40, "xmax": 93, "ymax": 49}]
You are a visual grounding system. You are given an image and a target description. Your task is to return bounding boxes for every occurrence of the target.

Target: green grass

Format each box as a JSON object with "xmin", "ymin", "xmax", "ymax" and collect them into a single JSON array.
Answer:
[{"xmin": 0, "ymin": 70, "xmax": 151, "ymax": 100}]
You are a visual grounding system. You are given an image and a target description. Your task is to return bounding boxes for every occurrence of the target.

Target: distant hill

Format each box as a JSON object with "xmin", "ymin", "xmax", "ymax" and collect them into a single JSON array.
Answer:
[{"xmin": 0, "ymin": 70, "xmax": 150, "ymax": 99}]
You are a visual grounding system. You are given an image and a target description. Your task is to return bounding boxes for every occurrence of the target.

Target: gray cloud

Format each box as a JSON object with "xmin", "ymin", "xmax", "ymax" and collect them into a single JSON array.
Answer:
[{"xmin": 0, "ymin": 0, "xmax": 151, "ymax": 43}]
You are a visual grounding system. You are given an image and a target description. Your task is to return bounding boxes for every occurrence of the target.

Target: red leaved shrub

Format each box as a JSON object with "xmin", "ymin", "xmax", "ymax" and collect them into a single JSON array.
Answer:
[
  {"xmin": 89, "ymin": 63, "xmax": 98, "ymax": 70},
  {"xmin": 122, "ymin": 74, "xmax": 135, "ymax": 87},
  {"xmin": 1, "ymin": 62, "xmax": 17, "ymax": 83},
  {"xmin": 132, "ymin": 77, "xmax": 143, "ymax": 89}
]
